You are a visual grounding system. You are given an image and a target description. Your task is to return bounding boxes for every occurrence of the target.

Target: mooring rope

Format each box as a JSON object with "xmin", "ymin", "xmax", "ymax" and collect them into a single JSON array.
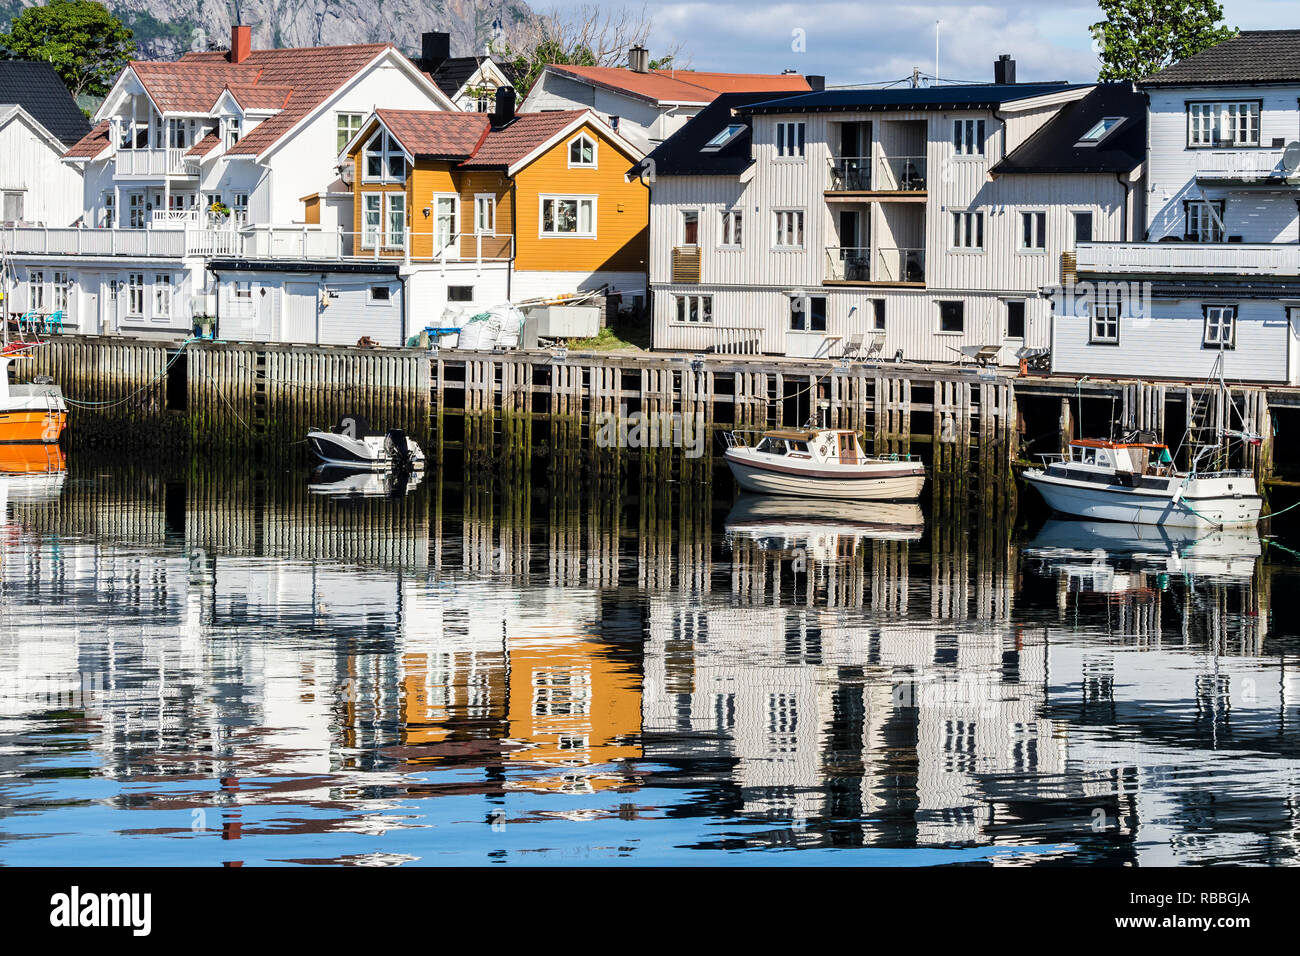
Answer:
[{"xmin": 57, "ymin": 337, "xmax": 199, "ymax": 410}]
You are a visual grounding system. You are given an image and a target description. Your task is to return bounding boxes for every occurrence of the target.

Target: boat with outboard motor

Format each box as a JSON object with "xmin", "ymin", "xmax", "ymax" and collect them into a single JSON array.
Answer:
[
  {"xmin": 723, "ymin": 427, "xmax": 925, "ymax": 500},
  {"xmin": 306, "ymin": 415, "xmax": 425, "ymax": 471}
]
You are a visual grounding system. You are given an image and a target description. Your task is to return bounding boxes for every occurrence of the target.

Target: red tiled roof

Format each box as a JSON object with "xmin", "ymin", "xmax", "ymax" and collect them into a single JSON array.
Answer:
[
  {"xmin": 186, "ymin": 132, "xmax": 221, "ymax": 156},
  {"xmin": 63, "ymin": 120, "xmax": 111, "ymax": 159},
  {"xmin": 461, "ymin": 110, "xmax": 591, "ymax": 169},
  {"xmin": 547, "ymin": 65, "xmax": 810, "ymax": 105},
  {"xmin": 119, "ymin": 43, "xmax": 398, "ymax": 158},
  {"xmin": 374, "ymin": 109, "xmax": 489, "ymax": 158}
]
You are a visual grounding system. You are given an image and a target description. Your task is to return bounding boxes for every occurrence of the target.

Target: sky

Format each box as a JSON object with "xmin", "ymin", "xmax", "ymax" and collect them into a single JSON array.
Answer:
[{"xmin": 543, "ymin": 1, "xmax": 1299, "ymax": 85}]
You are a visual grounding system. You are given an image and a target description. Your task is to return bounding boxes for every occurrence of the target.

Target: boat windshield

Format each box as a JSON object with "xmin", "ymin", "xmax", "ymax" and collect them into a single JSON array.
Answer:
[{"xmin": 754, "ymin": 437, "xmax": 788, "ymax": 455}]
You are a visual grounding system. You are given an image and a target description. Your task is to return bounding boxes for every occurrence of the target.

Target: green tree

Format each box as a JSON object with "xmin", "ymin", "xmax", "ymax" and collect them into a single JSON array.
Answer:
[
  {"xmin": 0, "ymin": 0, "xmax": 135, "ymax": 98},
  {"xmin": 501, "ymin": 35, "xmax": 598, "ymax": 98},
  {"xmin": 1091, "ymin": 0, "xmax": 1236, "ymax": 81}
]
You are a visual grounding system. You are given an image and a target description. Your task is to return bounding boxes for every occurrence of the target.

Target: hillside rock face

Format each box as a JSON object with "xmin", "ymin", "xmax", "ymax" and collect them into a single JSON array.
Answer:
[{"xmin": 6, "ymin": 0, "xmax": 537, "ymax": 61}]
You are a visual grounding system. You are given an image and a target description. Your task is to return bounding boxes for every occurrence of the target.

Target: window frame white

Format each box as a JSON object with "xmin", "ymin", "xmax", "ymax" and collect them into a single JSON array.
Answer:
[
  {"xmin": 950, "ymin": 210, "xmax": 984, "ymax": 251},
  {"xmin": 337, "ymin": 112, "xmax": 365, "ymax": 154},
  {"xmin": 385, "ymin": 192, "xmax": 406, "ymax": 250},
  {"xmin": 539, "ymin": 194, "xmax": 597, "ymax": 238},
  {"xmin": 953, "ymin": 118, "xmax": 987, "ymax": 157},
  {"xmin": 362, "ymin": 128, "xmax": 407, "ymax": 184},
  {"xmin": 1203, "ymin": 304, "xmax": 1237, "ymax": 349},
  {"xmin": 126, "ymin": 272, "xmax": 145, "ymax": 317},
  {"xmin": 1186, "ymin": 100, "xmax": 1261, "ymax": 148},
  {"xmin": 474, "ymin": 194, "xmax": 496, "ymax": 235},
  {"xmin": 672, "ymin": 293, "xmax": 713, "ymax": 325},
  {"xmin": 1089, "ymin": 300, "xmax": 1120, "ymax": 345},
  {"xmin": 567, "ymin": 133, "xmax": 597, "ymax": 168},
  {"xmin": 775, "ymin": 121, "xmax": 806, "ymax": 159},
  {"xmin": 1019, "ymin": 209, "xmax": 1048, "ymax": 252},
  {"xmin": 362, "ymin": 193, "xmax": 383, "ymax": 249},
  {"xmin": 720, "ymin": 208, "xmax": 743, "ymax": 248},
  {"xmin": 152, "ymin": 274, "xmax": 171, "ymax": 320},
  {"xmin": 773, "ymin": 208, "xmax": 805, "ymax": 249}
]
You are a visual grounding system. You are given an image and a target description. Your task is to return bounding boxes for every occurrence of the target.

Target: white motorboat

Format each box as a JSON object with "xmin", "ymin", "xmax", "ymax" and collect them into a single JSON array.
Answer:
[
  {"xmin": 1023, "ymin": 437, "xmax": 1260, "ymax": 529},
  {"xmin": 723, "ymin": 428, "xmax": 925, "ymax": 501},
  {"xmin": 307, "ymin": 417, "xmax": 426, "ymax": 471}
]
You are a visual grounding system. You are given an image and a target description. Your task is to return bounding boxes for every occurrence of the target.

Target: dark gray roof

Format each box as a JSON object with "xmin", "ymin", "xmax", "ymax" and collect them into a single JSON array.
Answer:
[
  {"xmin": 992, "ymin": 84, "xmax": 1145, "ymax": 176},
  {"xmin": 0, "ymin": 60, "xmax": 91, "ymax": 146},
  {"xmin": 740, "ymin": 82, "xmax": 1086, "ymax": 114},
  {"xmin": 1142, "ymin": 30, "xmax": 1300, "ymax": 86},
  {"xmin": 427, "ymin": 56, "xmax": 517, "ymax": 98},
  {"xmin": 638, "ymin": 91, "xmax": 779, "ymax": 177}
]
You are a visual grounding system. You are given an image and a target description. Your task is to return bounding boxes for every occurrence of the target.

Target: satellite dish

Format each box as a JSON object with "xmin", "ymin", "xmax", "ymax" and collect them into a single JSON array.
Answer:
[
  {"xmin": 338, "ymin": 159, "xmax": 355, "ymax": 186},
  {"xmin": 1283, "ymin": 141, "xmax": 1300, "ymax": 179}
]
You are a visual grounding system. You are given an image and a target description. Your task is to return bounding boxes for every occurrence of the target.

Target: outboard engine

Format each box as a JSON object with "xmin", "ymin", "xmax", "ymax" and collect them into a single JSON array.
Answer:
[{"xmin": 384, "ymin": 429, "xmax": 415, "ymax": 472}]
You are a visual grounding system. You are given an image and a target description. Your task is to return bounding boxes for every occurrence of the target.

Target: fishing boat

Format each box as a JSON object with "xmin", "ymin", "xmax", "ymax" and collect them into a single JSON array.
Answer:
[
  {"xmin": 723, "ymin": 427, "xmax": 925, "ymax": 500},
  {"xmin": 306, "ymin": 416, "xmax": 425, "ymax": 471},
  {"xmin": 0, "ymin": 354, "xmax": 67, "ymax": 445}
]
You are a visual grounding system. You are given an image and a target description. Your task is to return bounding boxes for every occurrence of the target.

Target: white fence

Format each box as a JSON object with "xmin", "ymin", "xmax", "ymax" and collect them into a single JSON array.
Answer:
[
  {"xmin": 1076, "ymin": 241, "xmax": 1300, "ymax": 276},
  {"xmin": 0, "ymin": 226, "xmax": 187, "ymax": 258}
]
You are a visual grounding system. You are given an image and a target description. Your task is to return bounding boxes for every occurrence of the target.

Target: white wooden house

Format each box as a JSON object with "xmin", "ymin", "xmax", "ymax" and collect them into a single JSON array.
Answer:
[
  {"xmin": 0, "ymin": 61, "xmax": 91, "ymax": 230},
  {"xmin": 1051, "ymin": 30, "xmax": 1300, "ymax": 385},
  {"xmin": 644, "ymin": 63, "xmax": 1146, "ymax": 364}
]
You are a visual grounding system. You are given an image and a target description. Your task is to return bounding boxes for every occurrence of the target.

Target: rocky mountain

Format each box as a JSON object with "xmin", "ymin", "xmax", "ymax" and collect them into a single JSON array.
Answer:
[{"xmin": 1, "ymin": 0, "xmax": 538, "ymax": 61}]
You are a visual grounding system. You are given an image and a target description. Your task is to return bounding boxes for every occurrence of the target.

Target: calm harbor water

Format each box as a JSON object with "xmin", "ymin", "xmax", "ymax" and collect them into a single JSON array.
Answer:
[{"xmin": 1, "ymin": 455, "xmax": 1299, "ymax": 866}]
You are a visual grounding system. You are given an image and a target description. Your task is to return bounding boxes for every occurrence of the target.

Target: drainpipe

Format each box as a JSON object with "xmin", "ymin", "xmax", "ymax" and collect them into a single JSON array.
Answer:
[{"xmin": 1114, "ymin": 172, "xmax": 1134, "ymax": 240}]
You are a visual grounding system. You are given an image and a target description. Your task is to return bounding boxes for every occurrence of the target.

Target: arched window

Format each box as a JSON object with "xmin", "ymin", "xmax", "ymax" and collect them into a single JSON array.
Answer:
[
  {"xmin": 568, "ymin": 133, "xmax": 597, "ymax": 168},
  {"xmin": 363, "ymin": 129, "xmax": 407, "ymax": 183}
]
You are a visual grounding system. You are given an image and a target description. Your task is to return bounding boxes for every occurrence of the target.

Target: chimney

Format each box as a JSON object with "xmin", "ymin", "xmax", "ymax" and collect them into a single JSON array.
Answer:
[
  {"xmin": 493, "ymin": 85, "xmax": 516, "ymax": 128},
  {"xmin": 627, "ymin": 45, "xmax": 650, "ymax": 73},
  {"xmin": 994, "ymin": 54, "xmax": 1016, "ymax": 85},
  {"xmin": 805, "ymin": 74, "xmax": 825, "ymax": 92},
  {"xmin": 421, "ymin": 31, "xmax": 450, "ymax": 73},
  {"xmin": 231, "ymin": 25, "xmax": 252, "ymax": 64}
]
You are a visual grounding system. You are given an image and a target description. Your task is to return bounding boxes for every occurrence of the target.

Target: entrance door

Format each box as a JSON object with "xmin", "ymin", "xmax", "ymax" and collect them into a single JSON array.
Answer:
[
  {"xmin": 283, "ymin": 282, "xmax": 318, "ymax": 344},
  {"xmin": 81, "ymin": 275, "xmax": 100, "ymax": 335}
]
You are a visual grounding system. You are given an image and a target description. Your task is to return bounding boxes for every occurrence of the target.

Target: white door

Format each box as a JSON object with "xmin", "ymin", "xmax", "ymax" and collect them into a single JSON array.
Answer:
[
  {"xmin": 785, "ymin": 294, "xmax": 829, "ymax": 358},
  {"xmin": 1289, "ymin": 307, "xmax": 1300, "ymax": 385},
  {"xmin": 81, "ymin": 276, "xmax": 100, "ymax": 335},
  {"xmin": 283, "ymin": 283, "xmax": 318, "ymax": 344}
]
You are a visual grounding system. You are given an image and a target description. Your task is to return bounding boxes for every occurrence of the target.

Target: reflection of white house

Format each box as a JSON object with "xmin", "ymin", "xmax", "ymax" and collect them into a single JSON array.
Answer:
[
  {"xmin": 1052, "ymin": 31, "xmax": 1300, "ymax": 384},
  {"xmin": 0, "ymin": 61, "xmax": 90, "ymax": 229}
]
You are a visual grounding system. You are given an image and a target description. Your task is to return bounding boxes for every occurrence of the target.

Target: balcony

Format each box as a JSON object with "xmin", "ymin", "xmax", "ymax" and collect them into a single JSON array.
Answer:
[
  {"xmin": 826, "ymin": 155, "xmax": 926, "ymax": 199},
  {"xmin": 1074, "ymin": 241, "xmax": 1300, "ymax": 278},
  {"xmin": 1194, "ymin": 148, "xmax": 1294, "ymax": 186},
  {"xmin": 0, "ymin": 226, "xmax": 186, "ymax": 258},
  {"xmin": 114, "ymin": 147, "xmax": 201, "ymax": 179},
  {"xmin": 824, "ymin": 246, "xmax": 925, "ymax": 285},
  {"xmin": 827, "ymin": 156, "xmax": 871, "ymax": 192}
]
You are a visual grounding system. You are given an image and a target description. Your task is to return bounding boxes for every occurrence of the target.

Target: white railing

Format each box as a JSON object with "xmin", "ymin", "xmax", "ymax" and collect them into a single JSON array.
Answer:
[
  {"xmin": 151, "ymin": 209, "xmax": 204, "ymax": 228},
  {"xmin": 1195, "ymin": 148, "xmax": 1285, "ymax": 178},
  {"xmin": 113, "ymin": 147, "xmax": 200, "ymax": 177},
  {"xmin": 0, "ymin": 226, "xmax": 187, "ymax": 257},
  {"xmin": 1076, "ymin": 241, "xmax": 1300, "ymax": 276},
  {"xmin": 185, "ymin": 227, "xmax": 515, "ymax": 263}
]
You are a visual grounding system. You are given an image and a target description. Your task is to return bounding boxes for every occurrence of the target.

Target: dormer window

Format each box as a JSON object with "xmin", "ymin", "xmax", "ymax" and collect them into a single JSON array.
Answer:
[
  {"xmin": 225, "ymin": 117, "xmax": 241, "ymax": 149},
  {"xmin": 1077, "ymin": 116, "xmax": 1125, "ymax": 146},
  {"xmin": 568, "ymin": 133, "xmax": 597, "ymax": 168},
  {"xmin": 703, "ymin": 123, "xmax": 745, "ymax": 152},
  {"xmin": 363, "ymin": 129, "xmax": 406, "ymax": 183}
]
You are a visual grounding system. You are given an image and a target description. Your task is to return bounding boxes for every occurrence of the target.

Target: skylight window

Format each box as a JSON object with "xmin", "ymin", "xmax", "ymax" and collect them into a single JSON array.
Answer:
[
  {"xmin": 702, "ymin": 123, "xmax": 746, "ymax": 152},
  {"xmin": 1077, "ymin": 116, "xmax": 1125, "ymax": 146}
]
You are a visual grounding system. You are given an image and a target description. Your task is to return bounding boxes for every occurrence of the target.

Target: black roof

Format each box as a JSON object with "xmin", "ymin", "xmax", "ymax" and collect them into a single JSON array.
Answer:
[
  {"xmin": 1143, "ymin": 30, "xmax": 1300, "ymax": 87},
  {"xmin": 638, "ymin": 91, "xmax": 780, "ymax": 177},
  {"xmin": 0, "ymin": 60, "xmax": 90, "ymax": 146},
  {"xmin": 740, "ymin": 82, "xmax": 1086, "ymax": 114},
  {"xmin": 428, "ymin": 56, "xmax": 517, "ymax": 98},
  {"xmin": 991, "ymin": 84, "xmax": 1145, "ymax": 176}
]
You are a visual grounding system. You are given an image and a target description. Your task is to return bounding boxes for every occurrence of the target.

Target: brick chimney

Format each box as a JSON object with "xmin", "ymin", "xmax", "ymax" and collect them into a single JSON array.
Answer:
[{"xmin": 231, "ymin": 25, "xmax": 252, "ymax": 64}]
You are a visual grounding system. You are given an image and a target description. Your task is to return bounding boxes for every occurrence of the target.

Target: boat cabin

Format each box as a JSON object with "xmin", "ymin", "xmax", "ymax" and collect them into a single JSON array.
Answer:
[
  {"xmin": 1063, "ymin": 439, "xmax": 1173, "ymax": 476},
  {"xmin": 751, "ymin": 428, "xmax": 868, "ymax": 465}
]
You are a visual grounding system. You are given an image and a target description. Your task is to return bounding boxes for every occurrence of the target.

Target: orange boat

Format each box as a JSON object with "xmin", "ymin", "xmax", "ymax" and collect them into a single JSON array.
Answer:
[{"xmin": 0, "ymin": 354, "xmax": 67, "ymax": 444}]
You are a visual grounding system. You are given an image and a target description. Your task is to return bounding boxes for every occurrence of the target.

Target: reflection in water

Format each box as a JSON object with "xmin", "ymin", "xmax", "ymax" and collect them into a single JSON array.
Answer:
[{"xmin": 0, "ymin": 459, "xmax": 1298, "ymax": 866}]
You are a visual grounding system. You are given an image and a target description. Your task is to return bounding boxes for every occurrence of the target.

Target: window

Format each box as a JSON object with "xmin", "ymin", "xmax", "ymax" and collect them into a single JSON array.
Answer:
[
  {"xmin": 153, "ymin": 275, "xmax": 171, "ymax": 318},
  {"xmin": 870, "ymin": 298, "xmax": 886, "ymax": 331},
  {"xmin": 1077, "ymin": 117, "xmax": 1125, "ymax": 145},
  {"xmin": 951, "ymin": 211, "xmax": 984, "ymax": 250},
  {"xmin": 1073, "ymin": 211, "xmax": 1094, "ymax": 244},
  {"xmin": 954, "ymin": 118, "xmax": 986, "ymax": 156},
  {"xmin": 567, "ymin": 133, "xmax": 597, "ymax": 167},
  {"xmin": 721, "ymin": 209, "xmax": 743, "ymax": 246},
  {"xmin": 448, "ymin": 286, "xmax": 474, "ymax": 302},
  {"xmin": 774, "ymin": 209, "xmax": 805, "ymax": 248},
  {"xmin": 337, "ymin": 112, "xmax": 364, "ymax": 153},
  {"xmin": 362, "ymin": 129, "xmax": 406, "ymax": 183},
  {"xmin": 231, "ymin": 193, "xmax": 248, "ymax": 226},
  {"xmin": 385, "ymin": 193, "xmax": 406, "ymax": 249},
  {"xmin": 1090, "ymin": 301, "xmax": 1120, "ymax": 344},
  {"xmin": 1006, "ymin": 300, "xmax": 1026, "ymax": 339},
  {"xmin": 127, "ymin": 273, "xmax": 145, "ymax": 316},
  {"xmin": 166, "ymin": 118, "xmax": 191, "ymax": 149},
  {"xmin": 224, "ymin": 117, "xmax": 241, "ymax": 149},
  {"xmin": 789, "ymin": 295, "xmax": 827, "ymax": 332},
  {"xmin": 369, "ymin": 285, "xmax": 391, "ymax": 302},
  {"xmin": 703, "ymin": 123, "xmax": 746, "ymax": 152},
  {"xmin": 102, "ymin": 192, "xmax": 114, "ymax": 228},
  {"xmin": 680, "ymin": 208, "xmax": 699, "ymax": 245},
  {"xmin": 362, "ymin": 194, "xmax": 382, "ymax": 248},
  {"xmin": 776, "ymin": 122, "xmax": 806, "ymax": 158},
  {"xmin": 234, "ymin": 281, "xmax": 252, "ymax": 299},
  {"xmin": 1187, "ymin": 101, "xmax": 1260, "ymax": 147},
  {"xmin": 28, "ymin": 271, "xmax": 44, "ymax": 311},
  {"xmin": 1, "ymin": 189, "xmax": 24, "ymax": 222},
  {"xmin": 433, "ymin": 195, "xmax": 458, "ymax": 249},
  {"xmin": 52, "ymin": 271, "xmax": 71, "ymax": 312},
  {"xmin": 541, "ymin": 196, "xmax": 596, "ymax": 236},
  {"xmin": 1204, "ymin": 305, "xmax": 1236, "ymax": 349},
  {"xmin": 1185, "ymin": 200, "xmax": 1225, "ymax": 242},
  {"xmin": 1020, "ymin": 211, "xmax": 1047, "ymax": 250},
  {"xmin": 474, "ymin": 195, "xmax": 495, "ymax": 234},
  {"xmin": 673, "ymin": 294, "xmax": 713, "ymax": 324},
  {"xmin": 128, "ymin": 193, "xmax": 146, "ymax": 229},
  {"xmin": 938, "ymin": 300, "xmax": 964, "ymax": 333}
]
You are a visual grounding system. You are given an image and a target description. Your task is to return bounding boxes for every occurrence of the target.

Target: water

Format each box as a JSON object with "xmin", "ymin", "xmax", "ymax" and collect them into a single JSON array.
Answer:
[{"xmin": 1, "ymin": 456, "xmax": 1298, "ymax": 866}]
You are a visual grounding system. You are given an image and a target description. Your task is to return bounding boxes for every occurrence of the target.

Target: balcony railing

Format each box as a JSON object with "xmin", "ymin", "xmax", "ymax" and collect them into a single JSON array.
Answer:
[
  {"xmin": 875, "ymin": 247, "xmax": 926, "ymax": 283},
  {"xmin": 0, "ymin": 226, "xmax": 186, "ymax": 257},
  {"xmin": 876, "ymin": 156, "xmax": 927, "ymax": 192},
  {"xmin": 825, "ymin": 246, "xmax": 872, "ymax": 281},
  {"xmin": 1075, "ymin": 241, "xmax": 1300, "ymax": 277},
  {"xmin": 827, "ymin": 156, "xmax": 871, "ymax": 191},
  {"xmin": 114, "ymin": 147, "xmax": 200, "ymax": 178},
  {"xmin": 1195, "ymin": 148, "xmax": 1287, "ymax": 180}
]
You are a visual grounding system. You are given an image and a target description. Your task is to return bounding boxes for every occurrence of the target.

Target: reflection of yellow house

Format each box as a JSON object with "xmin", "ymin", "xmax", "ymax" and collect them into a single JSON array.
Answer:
[
  {"xmin": 400, "ymin": 651, "xmax": 509, "ymax": 748},
  {"xmin": 338, "ymin": 100, "xmax": 648, "ymax": 313}
]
